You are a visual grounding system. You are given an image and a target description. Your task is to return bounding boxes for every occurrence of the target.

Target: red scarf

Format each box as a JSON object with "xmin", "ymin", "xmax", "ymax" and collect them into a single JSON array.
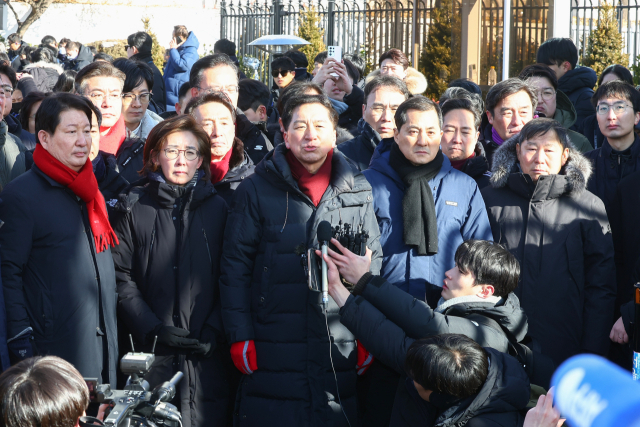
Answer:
[
  {"xmin": 99, "ymin": 116, "xmax": 126, "ymax": 155},
  {"xmin": 450, "ymin": 152, "xmax": 475, "ymax": 171},
  {"xmin": 285, "ymin": 149, "xmax": 333, "ymax": 206},
  {"xmin": 33, "ymin": 145, "xmax": 119, "ymax": 253},
  {"xmin": 210, "ymin": 148, "xmax": 233, "ymax": 184}
]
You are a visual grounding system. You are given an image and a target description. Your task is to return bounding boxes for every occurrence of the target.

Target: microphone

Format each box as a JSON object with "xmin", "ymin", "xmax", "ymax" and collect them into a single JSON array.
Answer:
[
  {"xmin": 551, "ymin": 354, "xmax": 640, "ymax": 427},
  {"xmin": 152, "ymin": 371, "xmax": 184, "ymax": 404},
  {"xmin": 317, "ymin": 221, "xmax": 333, "ymax": 307}
]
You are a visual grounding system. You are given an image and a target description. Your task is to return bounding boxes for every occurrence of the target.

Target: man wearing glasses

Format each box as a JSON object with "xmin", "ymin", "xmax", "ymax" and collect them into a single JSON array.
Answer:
[
  {"xmin": 189, "ymin": 54, "xmax": 273, "ymax": 164},
  {"xmin": 585, "ymin": 80, "xmax": 640, "ymax": 214},
  {"xmin": 519, "ymin": 64, "xmax": 592, "ymax": 153},
  {"xmin": 0, "ymin": 62, "xmax": 28, "ymax": 189}
]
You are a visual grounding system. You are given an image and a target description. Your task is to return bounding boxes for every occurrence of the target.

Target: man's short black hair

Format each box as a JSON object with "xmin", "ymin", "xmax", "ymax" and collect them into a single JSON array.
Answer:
[
  {"xmin": 178, "ymin": 81, "xmax": 191, "ymax": 103},
  {"xmin": 592, "ymin": 80, "xmax": 640, "ymax": 113},
  {"xmin": 113, "ymin": 58, "xmax": 154, "ymax": 93},
  {"xmin": 485, "ymin": 78, "xmax": 537, "ymax": 117},
  {"xmin": 344, "ymin": 53, "xmax": 365, "ymax": 80},
  {"xmin": 281, "ymin": 94, "xmax": 338, "ymax": 130},
  {"xmin": 515, "ymin": 118, "xmax": 573, "ymax": 151},
  {"xmin": 127, "ymin": 32, "xmax": 153, "ymax": 55},
  {"xmin": 343, "ymin": 58, "xmax": 360, "ymax": 83},
  {"xmin": 598, "ymin": 64, "xmax": 634, "ymax": 86},
  {"xmin": 93, "ymin": 52, "xmax": 114, "ymax": 63},
  {"xmin": 0, "ymin": 63, "xmax": 17, "ymax": 89},
  {"xmin": 214, "ymin": 39, "xmax": 236, "ymax": 56},
  {"xmin": 284, "ymin": 50, "xmax": 308, "ymax": 68},
  {"xmin": 30, "ymin": 47, "xmax": 55, "ymax": 64},
  {"xmin": 364, "ymin": 75, "xmax": 410, "ymax": 105},
  {"xmin": 35, "ymin": 93, "xmax": 93, "ymax": 144},
  {"xmin": 184, "ymin": 91, "xmax": 236, "ymax": 121},
  {"xmin": 405, "ymin": 334, "xmax": 489, "ymax": 399},
  {"xmin": 448, "ymin": 78, "xmax": 482, "ymax": 96},
  {"xmin": 519, "ymin": 63, "xmax": 559, "ymax": 90},
  {"xmin": 238, "ymin": 79, "xmax": 270, "ymax": 112},
  {"xmin": 41, "ymin": 35, "xmax": 57, "ymax": 47},
  {"xmin": 276, "ymin": 81, "xmax": 323, "ymax": 116},
  {"xmin": 395, "ymin": 96, "xmax": 442, "ymax": 130},
  {"xmin": 271, "ymin": 56, "xmax": 296, "ymax": 71},
  {"xmin": 189, "ymin": 54, "xmax": 239, "ymax": 89},
  {"xmin": 536, "ymin": 38, "xmax": 578, "ymax": 70},
  {"xmin": 314, "ymin": 51, "xmax": 328, "ymax": 64},
  {"xmin": 454, "ymin": 240, "xmax": 520, "ymax": 297},
  {"xmin": 7, "ymin": 33, "xmax": 20, "ymax": 45},
  {"xmin": 440, "ymin": 97, "xmax": 483, "ymax": 129}
]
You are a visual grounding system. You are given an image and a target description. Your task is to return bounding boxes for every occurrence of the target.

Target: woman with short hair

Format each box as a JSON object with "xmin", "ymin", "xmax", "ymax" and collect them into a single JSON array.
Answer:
[{"xmin": 110, "ymin": 115, "xmax": 235, "ymax": 427}]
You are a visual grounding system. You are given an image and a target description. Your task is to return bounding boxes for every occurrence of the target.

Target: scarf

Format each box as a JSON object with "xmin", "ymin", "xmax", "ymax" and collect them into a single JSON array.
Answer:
[
  {"xmin": 285, "ymin": 149, "xmax": 333, "ymax": 206},
  {"xmin": 389, "ymin": 142, "xmax": 443, "ymax": 256},
  {"xmin": 210, "ymin": 147, "xmax": 233, "ymax": 184},
  {"xmin": 329, "ymin": 98, "xmax": 349, "ymax": 115},
  {"xmin": 449, "ymin": 152, "xmax": 475, "ymax": 171},
  {"xmin": 491, "ymin": 127, "xmax": 505, "ymax": 146},
  {"xmin": 33, "ymin": 145, "xmax": 118, "ymax": 253},
  {"xmin": 99, "ymin": 116, "xmax": 126, "ymax": 155}
]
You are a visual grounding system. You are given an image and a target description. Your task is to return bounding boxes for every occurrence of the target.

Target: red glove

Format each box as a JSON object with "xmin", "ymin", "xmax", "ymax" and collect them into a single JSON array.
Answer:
[
  {"xmin": 231, "ymin": 340, "xmax": 257, "ymax": 374},
  {"xmin": 356, "ymin": 340, "xmax": 373, "ymax": 375}
]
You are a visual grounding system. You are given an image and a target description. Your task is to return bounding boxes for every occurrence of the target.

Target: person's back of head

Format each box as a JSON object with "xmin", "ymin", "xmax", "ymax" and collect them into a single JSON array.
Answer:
[
  {"xmin": 173, "ymin": 25, "xmax": 189, "ymax": 43},
  {"xmin": 314, "ymin": 51, "xmax": 328, "ymax": 65},
  {"xmin": 448, "ymin": 78, "xmax": 482, "ymax": 96},
  {"xmin": 344, "ymin": 53, "xmax": 365, "ymax": 80},
  {"xmin": 0, "ymin": 53, "xmax": 10, "ymax": 67},
  {"xmin": 94, "ymin": 52, "xmax": 114, "ymax": 63},
  {"xmin": 598, "ymin": 64, "xmax": 634, "ymax": 86},
  {"xmin": 284, "ymin": 49, "xmax": 309, "ymax": 69},
  {"xmin": 59, "ymin": 38, "xmax": 71, "ymax": 48},
  {"xmin": 238, "ymin": 78, "xmax": 270, "ymax": 113},
  {"xmin": 405, "ymin": 334, "xmax": 489, "ymax": 401},
  {"xmin": 127, "ymin": 32, "xmax": 153, "ymax": 55},
  {"xmin": 53, "ymin": 70, "xmax": 77, "ymax": 93},
  {"xmin": 536, "ymin": 38, "xmax": 578, "ymax": 70},
  {"xmin": 30, "ymin": 47, "xmax": 55, "ymax": 64},
  {"xmin": 0, "ymin": 356, "xmax": 89, "ymax": 427},
  {"xmin": 214, "ymin": 38, "xmax": 237, "ymax": 57},
  {"xmin": 41, "ymin": 35, "xmax": 57, "ymax": 48}
]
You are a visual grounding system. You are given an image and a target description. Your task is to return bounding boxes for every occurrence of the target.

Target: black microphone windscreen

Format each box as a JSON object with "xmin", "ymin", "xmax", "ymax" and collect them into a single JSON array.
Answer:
[{"xmin": 317, "ymin": 221, "xmax": 333, "ymax": 243}]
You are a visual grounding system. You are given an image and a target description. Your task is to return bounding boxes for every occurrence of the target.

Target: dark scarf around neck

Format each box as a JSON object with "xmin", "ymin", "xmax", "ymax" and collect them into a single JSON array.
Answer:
[{"xmin": 389, "ymin": 142, "xmax": 443, "ymax": 255}]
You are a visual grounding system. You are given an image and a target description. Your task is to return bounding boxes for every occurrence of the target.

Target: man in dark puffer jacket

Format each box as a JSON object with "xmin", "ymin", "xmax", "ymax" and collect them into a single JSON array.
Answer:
[{"xmin": 220, "ymin": 94, "xmax": 382, "ymax": 427}]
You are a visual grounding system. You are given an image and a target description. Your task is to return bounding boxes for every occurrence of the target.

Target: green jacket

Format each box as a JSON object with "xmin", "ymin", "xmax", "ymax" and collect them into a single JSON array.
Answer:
[
  {"xmin": 554, "ymin": 90, "xmax": 593, "ymax": 153},
  {"xmin": 0, "ymin": 120, "xmax": 27, "ymax": 191}
]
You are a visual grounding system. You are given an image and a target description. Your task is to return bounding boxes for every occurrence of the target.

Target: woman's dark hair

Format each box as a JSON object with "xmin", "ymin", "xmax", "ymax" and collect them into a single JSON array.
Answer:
[
  {"xmin": 30, "ymin": 47, "xmax": 55, "ymax": 64},
  {"xmin": 591, "ymin": 80, "xmax": 640, "ymax": 113},
  {"xmin": 281, "ymin": 94, "xmax": 338, "ymax": 130},
  {"xmin": 0, "ymin": 356, "xmax": 89, "ymax": 427},
  {"xmin": 142, "ymin": 114, "xmax": 212, "ymax": 181},
  {"xmin": 518, "ymin": 63, "xmax": 559, "ymax": 91},
  {"xmin": 35, "ymin": 93, "xmax": 93, "ymax": 144},
  {"xmin": 52, "ymin": 70, "xmax": 77, "ymax": 93},
  {"xmin": 113, "ymin": 58, "xmax": 154, "ymax": 93},
  {"xmin": 20, "ymin": 91, "xmax": 48, "ymax": 131},
  {"xmin": 395, "ymin": 96, "xmax": 442, "ymax": 130},
  {"xmin": 405, "ymin": 334, "xmax": 489, "ymax": 399},
  {"xmin": 454, "ymin": 240, "xmax": 520, "ymax": 297},
  {"xmin": 597, "ymin": 64, "xmax": 634, "ymax": 86},
  {"xmin": 276, "ymin": 81, "xmax": 323, "ymax": 116}
]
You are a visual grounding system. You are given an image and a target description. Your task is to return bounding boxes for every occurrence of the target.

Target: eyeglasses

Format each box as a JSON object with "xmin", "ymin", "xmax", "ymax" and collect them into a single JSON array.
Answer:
[
  {"xmin": 0, "ymin": 85, "xmax": 13, "ymax": 97},
  {"xmin": 122, "ymin": 92, "xmax": 152, "ymax": 104},
  {"xmin": 88, "ymin": 91, "xmax": 122, "ymax": 103},
  {"xmin": 163, "ymin": 148, "xmax": 200, "ymax": 161},
  {"xmin": 197, "ymin": 85, "xmax": 239, "ymax": 95},
  {"xmin": 596, "ymin": 102, "xmax": 633, "ymax": 116},
  {"xmin": 537, "ymin": 88, "xmax": 556, "ymax": 101},
  {"xmin": 271, "ymin": 69, "xmax": 291, "ymax": 78}
]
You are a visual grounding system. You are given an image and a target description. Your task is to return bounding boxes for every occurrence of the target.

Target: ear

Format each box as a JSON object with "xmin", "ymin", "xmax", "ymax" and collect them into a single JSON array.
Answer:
[
  {"xmin": 561, "ymin": 147, "xmax": 570, "ymax": 167},
  {"xmin": 635, "ymin": 111, "xmax": 640, "ymax": 126},
  {"xmin": 190, "ymin": 87, "xmax": 199, "ymax": 99},
  {"xmin": 563, "ymin": 61, "xmax": 572, "ymax": 72},
  {"xmin": 362, "ymin": 103, "xmax": 366, "ymax": 116},
  {"xmin": 393, "ymin": 127, "xmax": 399, "ymax": 144},
  {"xmin": 175, "ymin": 102, "xmax": 181, "ymax": 115},
  {"xmin": 486, "ymin": 110, "xmax": 494, "ymax": 125},
  {"xmin": 278, "ymin": 117, "xmax": 284, "ymax": 133},
  {"xmin": 258, "ymin": 105, "xmax": 267, "ymax": 121},
  {"xmin": 38, "ymin": 130, "xmax": 51, "ymax": 149},
  {"xmin": 151, "ymin": 150, "xmax": 160, "ymax": 166},
  {"xmin": 515, "ymin": 143, "xmax": 521, "ymax": 162},
  {"xmin": 476, "ymin": 284, "xmax": 495, "ymax": 299},
  {"xmin": 196, "ymin": 156, "xmax": 203, "ymax": 169},
  {"xmin": 291, "ymin": 70, "xmax": 296, "ymax": 77},
  {"xmin": 283, "ymin": 128, "xmax": 290, "ymax": 149}
]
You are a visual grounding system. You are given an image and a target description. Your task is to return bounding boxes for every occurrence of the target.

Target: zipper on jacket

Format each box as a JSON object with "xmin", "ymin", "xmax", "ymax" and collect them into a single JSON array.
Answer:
[
  {"xmin": 149, "ymin": 226, "xmax": 156, "ymax": 254},
  {"xmin": 202, "ymin": 229, "xmax": 212, "ymax": 264}
]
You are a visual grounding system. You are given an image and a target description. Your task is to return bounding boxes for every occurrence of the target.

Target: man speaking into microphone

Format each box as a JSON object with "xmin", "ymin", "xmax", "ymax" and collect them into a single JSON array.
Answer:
[{"xmin": 219, "ymin": 93, "xmax": 382, "ymax": 427}]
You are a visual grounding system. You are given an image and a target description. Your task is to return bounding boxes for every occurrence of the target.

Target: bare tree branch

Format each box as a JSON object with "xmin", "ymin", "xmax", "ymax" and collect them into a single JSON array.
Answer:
[
  {"xmin": 4, "ymin": 1, "xmax": 23, "ymax": 27},
  {"xmin": 6, "ymin": 0, "xmax": 56, "ymax": 37}
]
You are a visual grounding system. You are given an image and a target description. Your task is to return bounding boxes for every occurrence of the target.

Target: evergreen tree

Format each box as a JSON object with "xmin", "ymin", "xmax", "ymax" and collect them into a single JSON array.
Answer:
[
  {"xmin": 142, "ymin": 17, "xmax": 166, "ymax": 75},
  {"xmin": 297, "ymin": 6, "xmax": 327, "ymax": 73},
  {"xmin": 583, "ymin": 2, "xmax": 629, "ymax": 79}
]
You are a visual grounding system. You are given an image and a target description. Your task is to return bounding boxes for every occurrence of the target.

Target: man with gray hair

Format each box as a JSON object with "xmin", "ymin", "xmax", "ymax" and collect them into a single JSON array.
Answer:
[
  {"xmin": 480, "ymin": 78, "xmax": 537, "ymax": 167},
  {"xmin": 189, "ymin": 54, "xmax": 273, "ymax": 164},
  {"xmin": 339, "ymin": 75, "xmax": 410, "ymax": 170}
]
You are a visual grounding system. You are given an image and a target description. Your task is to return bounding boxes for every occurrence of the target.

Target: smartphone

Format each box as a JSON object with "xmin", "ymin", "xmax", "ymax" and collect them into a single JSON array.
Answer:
[
  {"xmin": 175, "ymin": 36, "xmax": 184, "ymax": 45},
  {"xmin": 327, "ymin": 46, "xmax": 342, "ymax": 78}
]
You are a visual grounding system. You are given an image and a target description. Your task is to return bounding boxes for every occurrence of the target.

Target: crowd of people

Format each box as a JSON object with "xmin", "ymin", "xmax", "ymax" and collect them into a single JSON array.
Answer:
[{"xmin": 0, "ymin": 29, "xmax": 635, "ymax": 427}]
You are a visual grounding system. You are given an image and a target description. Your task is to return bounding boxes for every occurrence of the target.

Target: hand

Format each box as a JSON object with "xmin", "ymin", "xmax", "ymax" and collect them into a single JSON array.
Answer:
[
  {"xmin": 315, "ymin": 248, "xmax": 350, "ymax": 307},
  {"xmin": 523, "ymin": 388, "xmax": 564, "ymax": 427},
  {"xmin": 196, "ymin": 326, "xmax": 217, "ymax": 358},
  {"xmin": 169, "ymin": 38, "xmax": 178, "ymax": 49},
  {"xmin": 330, "ymin": 61, "xmax": 353, "ymax": 95},
  {"xmin": 610, "ymin": 316, "xmax": 628, "ymax": 344},
  {"xmin": 154, "ymin": 325, "xmax": 203, "ymax": 350},
  {"xmin": 327, "ymin": 238, "xmax": 372, "ymax": 285},
  {"xmin": 312, "ymin": 58, "xmax": 338, "ymax": 86},
  {"xmin": 356, "ymin": 340, "xmax": 374, "ymax": 375},
  {"xmin": 97, "ymin": 404, "xmax": 110, "ymax": 421},
  {"xmin": 231, "ymin": 340, "xmax": 257, "ymax": 374},
  {"xmin": 8, "ymin": 334, "xmax": 33, "ymax": 364}
]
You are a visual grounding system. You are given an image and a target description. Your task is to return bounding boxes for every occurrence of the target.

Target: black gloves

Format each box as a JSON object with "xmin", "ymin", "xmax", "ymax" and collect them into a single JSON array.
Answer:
[
  {"xmin": 8, "ymin": 333, "xmax": 34, "ymax": 365},
  {"xmin": 155, "ymin": 325, "xmax": 203, "ymax": 350},
  {"xmin": 198, "ymin": 326, "xmax": 218, "ymax": 358}
]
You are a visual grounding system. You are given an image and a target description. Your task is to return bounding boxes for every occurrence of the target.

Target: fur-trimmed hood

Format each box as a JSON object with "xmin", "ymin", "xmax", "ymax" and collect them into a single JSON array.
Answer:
[
  {"xmin": 23, "ymin": 61, "xmax": 64, "ymax": 73},
  {"xmin": 489, "ymin": 133, "xmax": 593, "ymax": 196},
  {"xmin": 365, "ymin": 67, "xmax": 428, "ymax": 95}
]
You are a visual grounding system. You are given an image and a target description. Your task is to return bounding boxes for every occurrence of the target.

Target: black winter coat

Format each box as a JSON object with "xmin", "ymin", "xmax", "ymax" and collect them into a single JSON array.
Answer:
[
  {"xmin": 557, "ymin": 66, "xmax": 597, "ymax": 134},
  {"xmin": 338, "ymin": 118, "xmax": 381, "ymax": 171},
  {"xmin": 213, "ymin": 149, "xmax": 255, "ymax": 205},
  {"xmin": 23, "ymin": 61, "xmax": 63, "ymax": 93},
  {"xmin": 339, "ymin": 85, "xmax": 365, "ymax": 135},
  {"xmin": 479, "ymin": 115, "xmax": 500, "ymax": 169},
  {"xmin": 93, "ymin": 151, "xmax": 129, "ymax": 206},
  {"xmin": 110, "ymin": 177, "xmax": 234, "ymax": 427},
  {"xmin": 219, "ymin": 144, "xmax": 383, "ymax": 427},
  {"xmin": 131, "ymin": 52, "xmax": 166, "ymax": 113},
  {"xmin": 235, "ymin": 109, "xmax": 273, "ymax": 165},
  {"xmin": 0, "ymin": 165, "xmax": 118, "ymax": 385},
  {"xmin": 481, "ymin": 136, "xmax": 616, "ymax": 366},
  {"xmin": 459, "ymin": 141, "xmax": 491, "ymax": 189},
  {"xmin": 116, "ymin": 137, "xmax": 146, "ymax": 184},
  {"xmin": 584, "ymin": 135, "xmax": 640, "ymax": 215},
  {"xmin": 64, "ymin": 44, "xmax": 93, "ymax": 72}
]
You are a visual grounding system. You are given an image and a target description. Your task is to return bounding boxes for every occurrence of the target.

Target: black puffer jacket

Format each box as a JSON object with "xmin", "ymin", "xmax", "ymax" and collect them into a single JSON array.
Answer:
[
  {"xmin": 584, "ymin": 135, "xmax": 640, "ymax": 215},
  {"xmin": 0, "ymin": 165, "xmax": 118, "ymax": 386},
  {"xmin": 481, "ymin": 136, "xmax": 616, "ymax": 366},
  {"xmin": 458, "ymin": 141, "xmax": 491, "ymax": 189},
  {"xmin": 338, "ymin": 118, "xmax": 381, "ymax": 171},
  {"xmin": 213, "ymin": 144, "xmax": 255, "ymax": 205},
  {"xmin": 63, "ymin": 44, "xmax": 93, "ymax": 72},
  {"xmin": 236, "ymin": 109, "xmax": 273, "ymax": 165},
  {"xmin": 219, "ymin": 144, "xmax": 382, "ymax": 427},
  {"xmin": 23, "ymin": 61, "xmax": 63, "ymax": 93},
  {"xmin": 479, "ymin": 115, "xmax": 500, "ymax": 169},
  {"xmin": 557, "ymin": 66, "xmax": 597, "ymax": 134},
  {"xmin": 391, "ymin": 348, "xmax": 529, "ymax": 427},
  {"xmin": 116, "ymin": 138, "xmax": 146, "ymax": 185},
  {"xmin": 110, "ymin": 176, "xmax": 235, "ymax": 427},
  {"xmin": 92, "ymin": 151, "xmax": 129, "ymax": 206}
]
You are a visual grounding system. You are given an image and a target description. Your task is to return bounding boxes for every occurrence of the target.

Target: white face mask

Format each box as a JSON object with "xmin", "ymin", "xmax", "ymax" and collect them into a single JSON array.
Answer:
[
  {"xmin": 59, "ymin": 47, "xmax": 66, "ymax": 55},
  {"xmin": 67, "ymin": 52, "xmax": 78, "ymax": 60}
]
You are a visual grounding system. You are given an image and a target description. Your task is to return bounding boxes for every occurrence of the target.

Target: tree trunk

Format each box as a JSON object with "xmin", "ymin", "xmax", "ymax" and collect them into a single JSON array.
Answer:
[{"xmin": 9, "ymin": 0, "xmax": 56, "ymax": 37}]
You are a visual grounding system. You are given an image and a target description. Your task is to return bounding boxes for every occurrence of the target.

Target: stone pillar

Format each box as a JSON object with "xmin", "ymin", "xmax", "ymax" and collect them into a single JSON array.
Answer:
[{"xmin": 460, "ymin": 0, "xmax": 482, "ymax": 83}]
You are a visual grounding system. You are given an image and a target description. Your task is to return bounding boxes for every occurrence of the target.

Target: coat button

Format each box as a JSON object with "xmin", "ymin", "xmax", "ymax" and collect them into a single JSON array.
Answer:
[
  {"xmin": 174, "ymin": 266, "xmax": 177, "ymax": 270},
  {"xmin": 264, "ymin": 267, "xmax": 268, "ymax": 272},
  {"xmin": 173, "ymin": 204, "xmax": 177, "ymax": 208},
  {"xmin": 241, "ymin": 176, "xmax": 244, "ymax": 179},
  {"xmin": 260, "ymin": 297, "xmax": 265, "ymax": 303},
  {"xmin": 173, "ymin": 217, "xmax": 177, "ymax": 220}
]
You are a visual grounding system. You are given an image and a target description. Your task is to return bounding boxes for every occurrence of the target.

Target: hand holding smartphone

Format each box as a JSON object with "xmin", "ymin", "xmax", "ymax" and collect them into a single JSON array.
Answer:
[{"xmin": 328, "ymin": 46, "xmax": 342, "ymax": 78}]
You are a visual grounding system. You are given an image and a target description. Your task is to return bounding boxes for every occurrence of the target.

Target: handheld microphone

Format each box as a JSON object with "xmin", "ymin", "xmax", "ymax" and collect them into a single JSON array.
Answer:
[
  {"xmin": 318, "ymin": 221, "xmax": 333, "ymax": 307},
  {"xmin": 551, "ymin": 354, "xmax": 640, "ymax": 427},
  {"xmin": 152, "ymin": 371, "xmax": 183, "ymax": 404}
]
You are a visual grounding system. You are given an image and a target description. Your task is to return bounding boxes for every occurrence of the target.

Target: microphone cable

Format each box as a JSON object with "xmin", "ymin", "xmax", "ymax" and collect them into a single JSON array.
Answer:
[{"xmin": 324, "ymin": 305, "xmax": 352, "ymax": 427}]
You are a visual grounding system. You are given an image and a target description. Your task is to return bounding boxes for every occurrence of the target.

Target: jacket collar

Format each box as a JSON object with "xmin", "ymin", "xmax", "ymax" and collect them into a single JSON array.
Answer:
[
  {"xmin": 357, "ymin": 118, "xmax": 382, "ymax": 153},
  {"xmin": 461, "ymin": 142, "xmax": 490, "ymax": 178},
  {"xmin": 597, "ymin": 133, "xmax": 640, "ymax": 159},
  {"xmin": 489, "ymin": 132, "xmax": 592, "ymax": 197}
]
